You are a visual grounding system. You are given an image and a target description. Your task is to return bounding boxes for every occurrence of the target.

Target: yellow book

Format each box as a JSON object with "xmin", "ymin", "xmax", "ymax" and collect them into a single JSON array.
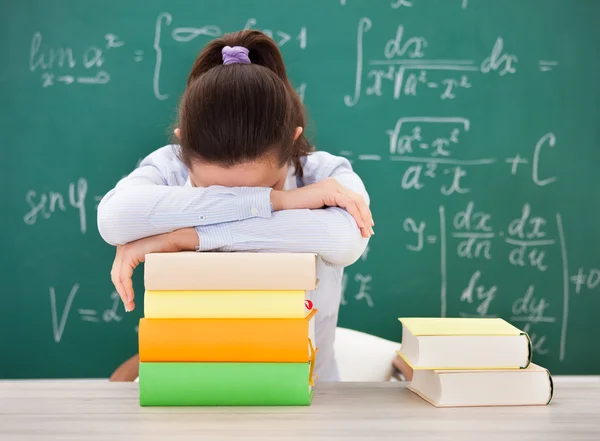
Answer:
[
  {"xmin": 144, "ymin": 290, "xmax": 308, "ymax": 319},
  {"xmin": 397, "ymin": 317, "xmax": 532, "ymax": 370}
]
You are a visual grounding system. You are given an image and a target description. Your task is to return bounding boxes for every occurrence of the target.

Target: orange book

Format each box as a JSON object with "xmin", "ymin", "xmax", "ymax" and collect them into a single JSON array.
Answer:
[{"xmin": 138, "ymin": 310, "xmax": 317, "ymax": 362}]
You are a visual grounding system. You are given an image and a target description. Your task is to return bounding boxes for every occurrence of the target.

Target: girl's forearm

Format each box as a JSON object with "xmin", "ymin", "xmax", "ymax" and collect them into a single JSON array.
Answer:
[{"xmin": 167, "ymin": 227, "xmax": 200, "ymax": 251}]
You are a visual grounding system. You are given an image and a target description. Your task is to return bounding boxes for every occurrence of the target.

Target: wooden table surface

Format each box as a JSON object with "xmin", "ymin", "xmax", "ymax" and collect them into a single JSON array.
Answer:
[{"xmin": 1, "ymin": 378, "xmax": 599, "ymax": 441}]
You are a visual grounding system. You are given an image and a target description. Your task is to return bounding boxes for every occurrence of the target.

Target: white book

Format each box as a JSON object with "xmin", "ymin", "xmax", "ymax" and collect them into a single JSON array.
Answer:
[
  {"xmin": 397, "ymin": 317, "xmax": 532, "ymax": 370},
  {"xmin": 408, "ymin": 363, "xmax": 554, "ymax": 407},
  {"xmin": 144, "ymin": 252, "xmax": 318, "ymax": 291}
]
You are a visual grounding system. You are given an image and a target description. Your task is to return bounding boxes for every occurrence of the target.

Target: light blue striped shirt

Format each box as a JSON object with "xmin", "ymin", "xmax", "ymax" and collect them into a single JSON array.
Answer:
[{"xmin": 97, "ymin": 145, "xmax": 370, "ymax": 381}]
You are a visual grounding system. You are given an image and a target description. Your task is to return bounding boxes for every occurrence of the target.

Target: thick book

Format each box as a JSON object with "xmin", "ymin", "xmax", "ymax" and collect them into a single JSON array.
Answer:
[
  {"xmin": 144, "ymin": 252, "xmax": 318, "ymax": 291},
  {"xmin": 144, "ymin": 289, "xmax": 309, "ymax": 318},
  {"xmin": 139, "ymin": 310, "xmax": 317, "ymax": 362},
  {"xmin": 397, "ymin": 317, "xmax": 532, "ymax": 370},
  {"xmin": 408, "ymin": 363, "xmax": 554, "ymax": 407},
  {"xmin": 139, "ymin": 361, "xmax": 315, "ymax": 406}
]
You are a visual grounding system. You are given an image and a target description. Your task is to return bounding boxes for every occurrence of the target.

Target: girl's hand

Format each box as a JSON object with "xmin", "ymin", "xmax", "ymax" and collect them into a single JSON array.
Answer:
[
  {"xmin": 110, "ymin": 228, "xmax": 198, "ymax": 312},
  {"xmin": 270, "ymin": 177, "xmax": 374, "ymax": 238}
]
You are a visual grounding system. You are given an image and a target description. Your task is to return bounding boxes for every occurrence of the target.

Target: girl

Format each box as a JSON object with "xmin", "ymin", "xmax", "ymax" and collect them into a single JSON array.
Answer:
[{"xmin": 97, "ymin": 30, "xmax": 373, "ymax": 382}]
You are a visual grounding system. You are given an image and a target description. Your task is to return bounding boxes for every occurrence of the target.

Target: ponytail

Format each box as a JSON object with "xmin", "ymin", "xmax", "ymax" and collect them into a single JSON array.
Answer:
[{"xmin": 181, "ymin": 30, "xmax": 313, "ymax": 177}]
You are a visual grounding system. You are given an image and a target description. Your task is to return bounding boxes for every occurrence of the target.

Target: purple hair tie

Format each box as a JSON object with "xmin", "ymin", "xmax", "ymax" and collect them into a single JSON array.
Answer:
[{"xmin": 222, "ymin": 46, "xmax": 251, "ymax": 65}]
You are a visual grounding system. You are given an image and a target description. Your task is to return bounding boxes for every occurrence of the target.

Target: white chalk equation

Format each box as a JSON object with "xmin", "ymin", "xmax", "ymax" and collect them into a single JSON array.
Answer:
[
  {"xmin": 49, "ymin": 284, "xmax": 80, "ymax": 343},
  {"xmin": 23, "ymin": 178, "xmax": 89, "ymax": 234},
  {"xmin": 405, "ymin": 202, "xmax": 555, "ymax": 271},
  {"xmin": 49, "ymin": 284, "xmax": 135, "ymax": 343},
  {"xmin": 28, "ymin": 13, "xmax": 307, "ymax": 99},
  {"xmin": 341, "ymin": 117, "xmax": 558, "ymax": 196},
  {"xmin": 570, "ymin": 268, "xmax": 600, "ymax": 295},
  {"xmin": 342, "ymin": 246, "xmax": 374, "ymax": 307},
  {"xmin": 344, "ymin": 18, "xmax": 556, "ymax": 106},
  {"xmin": 30, "ymin": 32, "xmax": 119, "ymax": 87},
  {"xmin": 78, "ymin": 291, "xmax": 123, "ymax": 324},
  {"xmin": 402, "ymin": 203, "xmax": 573, "ymax": 361},
  {"xmin": 152, "ymin": 13, "xmax": 306, "ymax": 101},
  {"xmin": 23, "ymin": 155, "xmax": 148, "ymax": 233}
]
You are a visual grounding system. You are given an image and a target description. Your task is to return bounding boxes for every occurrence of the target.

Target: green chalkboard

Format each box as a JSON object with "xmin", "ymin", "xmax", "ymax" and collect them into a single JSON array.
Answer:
[{"xmin": 2, "ymin": 0, "xmax": 599, "ymax": 378}]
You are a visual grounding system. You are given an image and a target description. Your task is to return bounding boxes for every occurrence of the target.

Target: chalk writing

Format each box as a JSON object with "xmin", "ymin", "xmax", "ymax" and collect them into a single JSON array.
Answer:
[
  {"xmin": 243, "ymin": 19, "xmax": 307, "ymax": 48},
  {"xmin": 523, "ymin": 323, "xmax": 550, "ymax": 355},
  {"xmin": 505, "ymin": 133, "xmax": 557, "ymax": 186},
  {"xmin": 354, "ymin": 274, "xmax": 374, "ymax": 307},
  {"xmin": 345, "ymin": 19, "xmax": 526, "ymax": 106},
  {"xmin": 342, "ymin": 246, "xmax": 373, "ymax": 308},
  {"xmin": 49, "ymin": 284, "xmax": 79, "ymax": 343},
  {"xmin": 570, "ymin": 268, "xmax": 600, "ymax": 294},
  {"xmin": 48, "ymin": 284, "xmax": 135, "ymax": 343},
  {"xmin": 361, "ymin": 246, "xmax": 371, "ymax": 261},
  {"xmin": 480, "ymin": 37, "xmax": 518, "ymax": 76},
  {"xmin": 78, "ymin": 292, "xmax": 123, "ymax": 323},
  {"xmin": 439, "ymin": 206, "xmax": 448, "ymax": 317},
  {"xmin": 150, "ymin": 13, "xmax": 308, "ymax": 100},
  {"xmin": 511, "ymin": 285, "xmax": 554, "ymax": 324},
  {"xmin": 556, "ymin": 213, "xmax": 569, "ymax": 361},
  {"xmin": 341, "ymin": 272, "xmax": 375, "ymax": 307},
  {"xmin": 539, "ymin": 60, "xmax": 558, "ymax": 72},
  {"xmin": 460, "ymin": 271, "xmax": 497, "ymax": 317},
  {"xmin": 506, "ymin": 204, "xmax": 551, "ymax": 272},
  {"xmin": 533, "ymin": 133, "xmax": 557, "ymax": 186},
  {"xmin": 403, "ymin": 218, "xmax": 426, "ymax": 251},
  {"xmin": 387, "ymin": 117, "xmax": 469, "ymax": 157},
  {"xmin": 29, "ymin": 33, "xmax": 76, "ymax": 71},
  {"xmin": 23, "ymin": 178, "xmax": 88, "ymax": 234},
  {"xmin": 104, "ymin": 34, "xmax": 124, "ymax": 49},
  {"xmin": 30, "ymin": 32, "xmax": 113, "ymax": 87},
  {"xmin": 383, "ymin": 117, "xmax": 498, "ymax": 195},
  {"xmin": 452, "ymin": 202, "xmax": 494, "ymax": 260}
]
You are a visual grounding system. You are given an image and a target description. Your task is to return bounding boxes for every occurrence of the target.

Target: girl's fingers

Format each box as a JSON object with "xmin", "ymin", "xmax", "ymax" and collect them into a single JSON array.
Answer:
[
  {"xmin": 119, "ymin": 258, "xmax": 136, "ymax": 311},
  {"xmin": 338, "ymin": 187, "xmax": 374, "ymax": 236},
  {"xmin": 337, "ymin": 195, "xmax": 370, "ymax": 238},
  {"xmin": 111, "ymin": 255, "xmax": 129, "ymax": 309},
  {"xmin": 337, "ymin": 195, "xmax": 364, "ymax": 229},
  {"xmin": 354, "ymin": 199, "xmax": 373, "ymax": 235}
]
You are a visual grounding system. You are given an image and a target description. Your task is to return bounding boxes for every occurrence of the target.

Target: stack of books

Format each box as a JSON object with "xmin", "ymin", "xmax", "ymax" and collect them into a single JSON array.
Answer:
[
  {"xmin": 396, "ymin": 317, "xmax": 554, "ymax": 407},
  {"xmin": 138, "ymin": 252, "xmax": 319, "ymax": 406}
]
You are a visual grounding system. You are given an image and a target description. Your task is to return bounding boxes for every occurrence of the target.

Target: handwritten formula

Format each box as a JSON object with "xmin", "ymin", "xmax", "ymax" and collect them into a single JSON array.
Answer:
[{"xmin": 28, "ymin": 15, "xmax": 307, "ymax": 101}]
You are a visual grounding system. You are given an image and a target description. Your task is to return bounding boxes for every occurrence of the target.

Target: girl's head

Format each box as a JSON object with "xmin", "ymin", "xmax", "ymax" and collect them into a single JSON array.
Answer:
[{"xmin": 174, "ymin": 30, "xmax": 312, "ymax": 189}]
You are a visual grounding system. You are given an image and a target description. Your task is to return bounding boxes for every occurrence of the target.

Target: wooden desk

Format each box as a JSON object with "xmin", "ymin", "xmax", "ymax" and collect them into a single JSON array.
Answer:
[{"xmin": 1, "ymin": 378, "xmax": 599, "ymax": 440}]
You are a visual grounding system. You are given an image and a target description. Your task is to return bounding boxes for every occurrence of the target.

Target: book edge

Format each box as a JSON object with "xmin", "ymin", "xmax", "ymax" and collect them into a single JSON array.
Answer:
[{"xmin": 398, "ymin": 317, "xmax": 524, "ymax": 337}]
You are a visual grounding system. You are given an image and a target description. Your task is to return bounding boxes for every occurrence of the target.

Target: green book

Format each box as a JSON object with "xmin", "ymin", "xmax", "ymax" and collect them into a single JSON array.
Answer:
[{"xmin": 139, "ymin": 362, "xmax": 314, "ymax": 406}]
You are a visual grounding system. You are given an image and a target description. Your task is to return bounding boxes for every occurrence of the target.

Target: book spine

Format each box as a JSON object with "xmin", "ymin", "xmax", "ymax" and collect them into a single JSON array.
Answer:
[
  {"xmin": 139, "ymin": 362, "xmax": 312, "ymax": 406},
  {"xmin": 521, "ymin": 332, "xmax": 533, "ymax": 369},
  {"xmin": 545, "ymin": 368, "xmax": 554, "ymax": 405},
  {"xmin": 144, "ymin": 252, "xmax": 317, "ymax": 290},
  {"xmin": 143, "ymin": 290, "xmax": 307, "ymax": 319},
  {"xmin": 138, "ymin": 317, "xmax": 311, "ymax": 362}
]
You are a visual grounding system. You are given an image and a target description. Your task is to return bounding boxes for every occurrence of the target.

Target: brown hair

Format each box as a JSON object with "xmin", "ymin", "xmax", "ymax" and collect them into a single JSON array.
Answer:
[{"xmin": 176, "ymin": 30, "xmax": 313, "ymax": 177}]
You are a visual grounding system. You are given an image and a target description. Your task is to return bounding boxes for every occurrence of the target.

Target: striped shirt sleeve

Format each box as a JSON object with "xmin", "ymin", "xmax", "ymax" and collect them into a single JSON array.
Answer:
[
  {"xmin": 195, "ymin": 153, "xmax": 370, "ymax": 267},
  {"xmin": 97, "ymin": 146, "xmax": 273, "ymax": 245}
]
